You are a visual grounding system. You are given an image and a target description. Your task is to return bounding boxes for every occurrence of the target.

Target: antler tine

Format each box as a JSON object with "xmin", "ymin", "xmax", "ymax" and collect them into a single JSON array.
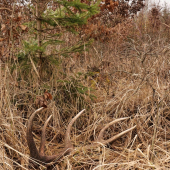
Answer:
[
  {"xmin": 105, "ymin": 125, "xmax": 136, "ymax": 144},
  {"xmin": 27, "ymin": 107, "xmax": 45, "ymax": 160},
  {"xmin": 39, "ymin": 115, "xmax": 52, "ymax": 155},
  {"xmin": 64, "ymin": 109, "xmax": 85, "ymax": 149},
  {"xmin": 96, "ymin": 117, "xmax": 136, "ymax": 145}
]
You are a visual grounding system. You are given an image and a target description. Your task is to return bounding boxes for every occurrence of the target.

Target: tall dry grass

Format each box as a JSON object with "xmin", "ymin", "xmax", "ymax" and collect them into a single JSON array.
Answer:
[{"xmin": 1, "ymin": 4, "xmax": 170, "ymax": 170}]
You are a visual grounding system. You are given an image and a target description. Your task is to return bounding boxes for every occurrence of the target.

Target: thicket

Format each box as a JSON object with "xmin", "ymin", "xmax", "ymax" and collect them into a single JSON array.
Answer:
[{"xmin": 1, "ymin": 0, "xmax": 170, "ymax": 169}]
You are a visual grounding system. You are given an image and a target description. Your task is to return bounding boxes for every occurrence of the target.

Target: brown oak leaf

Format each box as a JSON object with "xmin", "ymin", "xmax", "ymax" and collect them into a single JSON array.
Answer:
[{"xmin": 36, "ymin": 90, "xmax": 52, "ymax": 108}]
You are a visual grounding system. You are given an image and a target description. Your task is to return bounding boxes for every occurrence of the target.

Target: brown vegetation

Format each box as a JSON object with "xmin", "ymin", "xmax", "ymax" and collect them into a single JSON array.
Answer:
[{"xmin": 1, "ymin": 0, "xmax": 170, "ymax": 170}]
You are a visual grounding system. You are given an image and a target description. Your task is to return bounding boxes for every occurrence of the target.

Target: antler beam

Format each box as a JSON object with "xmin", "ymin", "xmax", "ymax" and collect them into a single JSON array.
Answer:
[
  {"xmin": 95, "ymin": 117, "xmax": 136, "ymax": 145},
  {"xmin": 27, "ymin": 107, "xmax": 85, "ymax": 168}
]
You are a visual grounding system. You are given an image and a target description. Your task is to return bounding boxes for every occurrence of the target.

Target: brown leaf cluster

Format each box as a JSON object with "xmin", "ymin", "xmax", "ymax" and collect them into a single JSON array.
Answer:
[
  {"xmin": 35, "ymin": 91, "xmax": 52, "ymax": 108},
  {"xmin": 78, "ymin": 0, "xmax": 144, "ymax": 42},
  {"xmin": 0, "ymin": 0, "xmax": 28, "ymax": 62},
  {"xmin": 80, "ymin": 21, "xmax": 115, "ymax": 42},
  {"xmin": 100, "ymin": 0, "xmax": 119, "ymax": 12}
]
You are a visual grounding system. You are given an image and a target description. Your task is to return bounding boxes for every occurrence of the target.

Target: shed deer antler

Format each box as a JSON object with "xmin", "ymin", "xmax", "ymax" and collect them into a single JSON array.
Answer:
[{"xmin": 27, "ymin": 107, "xmax": 136, "ymax": 168}]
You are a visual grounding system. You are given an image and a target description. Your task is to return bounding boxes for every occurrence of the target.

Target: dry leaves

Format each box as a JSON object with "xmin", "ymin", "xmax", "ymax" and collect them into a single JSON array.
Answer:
[
  {"xmin": 36, "ymin": 91, "xmax": 52, "ymax": 108},
  {"xmin": 19, "ymin": 24, "xmax": 27, "ymax": 31},
  {"xmin": 1, "ymin": 24, "xmax": 5, "ymax": 31}
]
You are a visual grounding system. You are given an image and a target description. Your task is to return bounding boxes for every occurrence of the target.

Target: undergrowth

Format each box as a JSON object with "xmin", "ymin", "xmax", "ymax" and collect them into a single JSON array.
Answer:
[{"xmin": 1, "ymin": 2, "xmax": 170, "ymax": 170}]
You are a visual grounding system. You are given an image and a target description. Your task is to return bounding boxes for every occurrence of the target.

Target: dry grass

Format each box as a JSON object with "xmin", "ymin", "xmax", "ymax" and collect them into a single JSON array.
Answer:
[{"xmin": 1, "ymin": 6, "xmax": 170, "ymax": 170}]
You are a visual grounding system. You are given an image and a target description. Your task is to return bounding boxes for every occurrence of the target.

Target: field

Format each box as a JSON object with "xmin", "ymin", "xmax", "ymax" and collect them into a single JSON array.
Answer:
[{"xmin": 1, "ymin": 1, "xmax": 170, "ymax": 169}]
